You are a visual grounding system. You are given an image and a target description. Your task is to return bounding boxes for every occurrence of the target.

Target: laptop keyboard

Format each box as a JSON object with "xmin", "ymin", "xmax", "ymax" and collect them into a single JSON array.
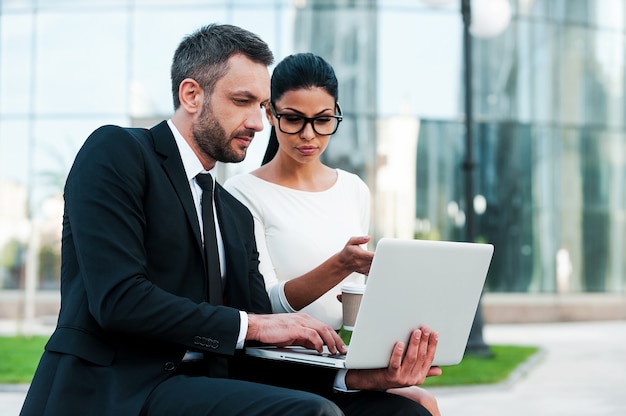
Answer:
[
  {"xmin": 320, "ymin": 345, "xmax": 348, "ymax": 359},
  {"xmin": 321, "ymin": 352, "xmax": 346, "ymax": 359}
]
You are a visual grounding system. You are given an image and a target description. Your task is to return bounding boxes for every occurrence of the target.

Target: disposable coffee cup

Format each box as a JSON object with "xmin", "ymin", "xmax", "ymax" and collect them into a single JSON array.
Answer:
[{"xmin": 338, "ymin": 281, "xmax": 366, "ymax": 344}]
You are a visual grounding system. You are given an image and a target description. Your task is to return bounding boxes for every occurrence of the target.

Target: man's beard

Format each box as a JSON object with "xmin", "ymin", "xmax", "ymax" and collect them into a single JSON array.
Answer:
[{"xmin": 192, "ymin": 102, "xmax": 252, "ymax": 164}]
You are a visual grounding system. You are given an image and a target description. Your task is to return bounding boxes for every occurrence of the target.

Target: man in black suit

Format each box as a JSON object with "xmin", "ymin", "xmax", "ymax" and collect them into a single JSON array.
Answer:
[{"xmin": 21, "ymin": 24, "xmax": 439, "ymax": 416}]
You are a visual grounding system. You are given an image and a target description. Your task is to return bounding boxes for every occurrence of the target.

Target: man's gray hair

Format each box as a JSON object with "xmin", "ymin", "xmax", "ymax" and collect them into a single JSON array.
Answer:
[{"xmin": 171, "ymin": 23, "xmax": 274, "ymax": 109}]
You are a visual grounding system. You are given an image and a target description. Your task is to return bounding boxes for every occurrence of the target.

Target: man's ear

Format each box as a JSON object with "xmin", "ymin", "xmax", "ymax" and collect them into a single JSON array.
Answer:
[{"xmin": 178, "ymin": 78, "xmax": 203, "ymax": 114}]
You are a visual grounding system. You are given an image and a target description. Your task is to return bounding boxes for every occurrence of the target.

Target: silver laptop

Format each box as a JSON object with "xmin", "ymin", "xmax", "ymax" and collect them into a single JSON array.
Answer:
[{"xmin": 245, "ymin": 238, "xmax": 494, "ymax": 369}]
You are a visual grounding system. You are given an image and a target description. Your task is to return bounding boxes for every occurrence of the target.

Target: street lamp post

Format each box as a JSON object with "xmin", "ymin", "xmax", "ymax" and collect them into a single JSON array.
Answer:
[
  {"xmin": 422, "ymin": 0, "xmax": 511, "ymax": 357},
  {"xmin": 461, "ymin": 0, "xmax": 491, "ymax": 357}
]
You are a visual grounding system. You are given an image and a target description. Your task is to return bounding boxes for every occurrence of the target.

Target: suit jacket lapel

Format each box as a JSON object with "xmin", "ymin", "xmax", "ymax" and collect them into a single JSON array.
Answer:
[{"xmin": 150, "ymin": 121, "xmax": 202, "ymax": 249}]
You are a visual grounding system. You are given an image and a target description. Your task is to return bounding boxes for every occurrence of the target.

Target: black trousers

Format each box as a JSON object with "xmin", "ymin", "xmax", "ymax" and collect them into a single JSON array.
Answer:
[
  {"xmin": 332, "ymin": 391, "xmax": 431, "ymax": 416},
  {"xmin": 140, "ymin": 374, "xmax": 342, "ymax": 416},
  {"xmin": 140, "ymin": 361, "xmax": 432, "ymax": 416}
]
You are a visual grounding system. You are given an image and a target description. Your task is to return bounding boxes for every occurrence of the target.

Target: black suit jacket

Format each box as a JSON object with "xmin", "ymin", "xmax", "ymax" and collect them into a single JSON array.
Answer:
[{"xmin": 21, "ymin": 121, "xmax": 336, "ymax": 416}]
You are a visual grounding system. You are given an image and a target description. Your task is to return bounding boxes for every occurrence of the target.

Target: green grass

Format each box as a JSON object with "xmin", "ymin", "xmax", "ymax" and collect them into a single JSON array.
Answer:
[
  {"xmin": 0, "ymin": 336, "xmax": 539, "ymax": 387},
  {"xmin": 423, "ymin": 344, "xmax": 540, "ymax": 387},
  {"xmin": 0, "ymin": 336, "xmax": 48, "ymax": 383}
]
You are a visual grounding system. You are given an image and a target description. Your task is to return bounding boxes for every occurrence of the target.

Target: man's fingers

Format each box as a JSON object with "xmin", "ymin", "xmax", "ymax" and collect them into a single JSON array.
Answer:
[
  {"xmin": 418, "ymin": 327, "xmax": 431, "ymax": 364},
  {"xmin": 428, "ymin": 366, "xmax": 443, "ymax": 377},
  {"xmin": 396, "ymin": 328, "xmax": 439, "ymax": 381},
  {"xmin": 297, "ymin": 315, "xmax": 346, "ymax": 354},
  {"xmin": 425, "ymin": 330, "xmax": 438, "ymax": 364},
  {"xmin": 388, "ymin": 341, "xmax": 405, "ymax": 371},
  {"xmin": 320, "ymin": 324, "xmax": 346, "ymax": 354},
  {"xmin": 402, "ymin": 329, "xmax": 422, "ymax": 369}
]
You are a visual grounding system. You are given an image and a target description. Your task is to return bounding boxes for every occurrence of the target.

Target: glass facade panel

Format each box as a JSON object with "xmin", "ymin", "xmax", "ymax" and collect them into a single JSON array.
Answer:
[
  {"xmin": 0, "ymin": 0, "xmax": 625, "ymax": 295},
  {"xmin": 591, "ymin": 29, "xmax": 625, "ymax": 129},
  {"xmin": 34, "ymin": 11, "xmax": 128, "ymax": 115},
  {"xmin": 130, "ymin": 9, "xmax": 231, "ymax": 118},
  {"xmin": 1, "ymin": 0, "xmax": 35, "ymax": 12},
  {"xmin": 414, "ymin": 120, "xmax": 464, "ymax": 242},
  {"xmin": 1, "ymin": 120, "xmax": 30, "ymax": 290},
  {"xmin": 0, "ymin": 120, "xmax": 30, "ymax": 187},
  {"xmin": 35, "ymin": 0, "xmax": 128, "ymax": 10},
  {"xmin": 0, "ymin": 13, "xmax": 34, "ymax": 114},
  {"xmin": 592, "ymin": 0, "xmax": 626, "ymax": 30},
  {"xmin": 529, "ymin": 125, "xmax": 559, "ymax": 292},
  {"xmin": 378, "ymin": 8, "xmax": 461, "ymax": 119}
]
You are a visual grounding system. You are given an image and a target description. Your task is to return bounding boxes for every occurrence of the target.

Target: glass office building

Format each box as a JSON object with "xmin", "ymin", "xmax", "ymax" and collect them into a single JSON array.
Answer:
[{"xmin": 1, "ymin": 0, "xmax": 625, "ymax": 295}]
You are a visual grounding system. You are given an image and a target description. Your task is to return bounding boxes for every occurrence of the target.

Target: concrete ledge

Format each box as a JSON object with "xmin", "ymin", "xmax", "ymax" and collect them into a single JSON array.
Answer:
[
  {"xmin": 1, "ymin": 290, "xmax": 625, "ymax": 324},
  {"xmin": 0, "ymin": 290, "xmax": 60, "ymax": 320},
  {"xmin": 482, "ymin": 293, "xmax": 626, "ymax": 324}
]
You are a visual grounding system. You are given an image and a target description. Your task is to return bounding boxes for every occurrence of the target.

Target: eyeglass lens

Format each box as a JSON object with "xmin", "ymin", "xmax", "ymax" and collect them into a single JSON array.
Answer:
[{"xmin": 278, "ymin": 115, "xmax": 339, "ymax": 135}]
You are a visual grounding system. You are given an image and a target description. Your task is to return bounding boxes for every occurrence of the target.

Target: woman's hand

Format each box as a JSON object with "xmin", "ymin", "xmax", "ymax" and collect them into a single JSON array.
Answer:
[{"xmin": 337, "ymin": 236, "xmax": 374, "ymax": 275}]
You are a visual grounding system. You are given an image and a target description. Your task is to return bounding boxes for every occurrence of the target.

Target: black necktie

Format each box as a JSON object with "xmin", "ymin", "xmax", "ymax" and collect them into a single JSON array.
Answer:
[{"xmin": 196, "ymin": 173, "xmax": 223, "ymax": 305}]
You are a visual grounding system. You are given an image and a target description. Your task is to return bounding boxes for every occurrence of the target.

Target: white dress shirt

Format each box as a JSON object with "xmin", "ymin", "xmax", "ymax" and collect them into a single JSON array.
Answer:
[{"xmin": 167, "ymin": 120, "xmax": 248, "ymax": 352}]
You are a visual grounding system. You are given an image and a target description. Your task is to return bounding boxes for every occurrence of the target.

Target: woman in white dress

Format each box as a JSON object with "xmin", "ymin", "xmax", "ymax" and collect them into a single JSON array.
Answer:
[{"xmin": 225, "ymin": 53, "xmax": 440, "ymax": 416}]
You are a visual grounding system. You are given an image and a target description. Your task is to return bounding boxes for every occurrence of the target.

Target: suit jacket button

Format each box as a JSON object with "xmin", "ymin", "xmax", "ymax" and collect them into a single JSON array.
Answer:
[{"xmin": 163, "ymin": 362, "xmax": 176, "ymax": 372}]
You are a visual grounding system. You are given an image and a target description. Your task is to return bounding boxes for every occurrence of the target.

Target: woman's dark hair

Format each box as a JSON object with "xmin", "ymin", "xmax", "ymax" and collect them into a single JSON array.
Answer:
[{"xmin": 261, "ymin": 53, "xmax": 339, "ymax": 165}]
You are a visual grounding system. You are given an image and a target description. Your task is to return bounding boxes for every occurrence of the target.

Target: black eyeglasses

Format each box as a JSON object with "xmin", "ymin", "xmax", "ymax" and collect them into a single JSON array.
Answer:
[{"xmin": 270, "ymin": 103, "xmax": 343, "ymax": 136}]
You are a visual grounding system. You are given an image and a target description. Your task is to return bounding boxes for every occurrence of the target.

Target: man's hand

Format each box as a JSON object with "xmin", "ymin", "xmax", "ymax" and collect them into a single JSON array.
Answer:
[
  {"xmin": 344, "ymin": 327, "xmax": 441, "ymax": 391},
  {"xmin": 247, "ymin": 313, "xmax": 347, "ymax": 355}
]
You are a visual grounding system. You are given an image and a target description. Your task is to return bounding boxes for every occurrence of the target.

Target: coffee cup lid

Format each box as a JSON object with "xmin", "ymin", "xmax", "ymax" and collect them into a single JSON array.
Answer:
[{"xmin": 341, "ymin": 281, "xmax": 366, "ymax": 294}]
